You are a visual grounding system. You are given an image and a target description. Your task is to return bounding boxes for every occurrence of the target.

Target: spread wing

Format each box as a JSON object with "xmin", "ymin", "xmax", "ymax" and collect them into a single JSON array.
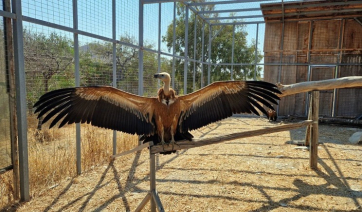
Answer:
[
  {"xmin": 178, "ymin": 81, "xmax": 281, "ymax": 132},
  {"xmin": 33, "ymin": 86, "xmax": 157, "ymax": 135}
]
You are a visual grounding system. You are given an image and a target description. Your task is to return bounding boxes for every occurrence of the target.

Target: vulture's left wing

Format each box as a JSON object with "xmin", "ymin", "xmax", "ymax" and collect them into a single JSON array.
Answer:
[
  {"xmin": 178, "ymin": 81, "xmax": 281, "ymax": 132},
  {"xmin": 33, "ymin": 86, "xmax": 157, "ymax": 136}
]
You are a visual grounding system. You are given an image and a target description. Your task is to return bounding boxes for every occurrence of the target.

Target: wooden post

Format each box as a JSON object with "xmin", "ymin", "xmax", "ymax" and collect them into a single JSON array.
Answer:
[
  {"xmin": 310, "ymin": 91, "xmax": 319, "ymax": 169},
  {"xmin": 304, "ymin": 92, "xmax": 312, "ymax": 146},
  {"xmin": 4, "ymin": 0, "xmax": 20, "ymax": 200}
]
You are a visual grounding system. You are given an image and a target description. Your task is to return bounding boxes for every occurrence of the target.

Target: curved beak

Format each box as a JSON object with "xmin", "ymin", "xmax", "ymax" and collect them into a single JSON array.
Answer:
[{"xmin": 154, "ymin": 74, "xmax": 159, "ymax": 79}]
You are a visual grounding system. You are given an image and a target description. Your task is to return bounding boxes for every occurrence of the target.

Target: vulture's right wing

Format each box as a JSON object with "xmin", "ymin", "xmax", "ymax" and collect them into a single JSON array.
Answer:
[{"xmin": 33, "ymin": 86, "xmax": 157, "ymax": 136}]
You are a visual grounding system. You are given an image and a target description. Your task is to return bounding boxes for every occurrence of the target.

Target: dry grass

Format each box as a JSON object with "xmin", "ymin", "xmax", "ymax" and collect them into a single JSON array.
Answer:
[
  {"xmin": 0, "ymin": 118, "xmax": 11, "ymax": 168},
  {"xmin": 2, "ymin": 116, "xmax": 362, "ymax": 211},
  {"xmin": 0, "ymin": 171, "xmax": 14, "ymax": 208},
  {"xmin": 0, "ymin": 115, "xmax": 138, "ymax": 209}
]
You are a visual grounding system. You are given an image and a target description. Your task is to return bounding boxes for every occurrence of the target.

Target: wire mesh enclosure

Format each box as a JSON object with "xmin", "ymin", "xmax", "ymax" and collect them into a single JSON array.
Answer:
[
  {"xmin": 0, "ymin": 0, "xmax": 362, "ymax": 204},
  {"xmin": 0, "ymin": 13, "xmax": 12, "ymax": 171}
]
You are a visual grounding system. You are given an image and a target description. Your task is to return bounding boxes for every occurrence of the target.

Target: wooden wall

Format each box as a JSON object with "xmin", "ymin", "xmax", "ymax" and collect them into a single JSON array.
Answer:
[{"xmin": 264, "ymin": 18, "xmax": 362, "ymax": 118}]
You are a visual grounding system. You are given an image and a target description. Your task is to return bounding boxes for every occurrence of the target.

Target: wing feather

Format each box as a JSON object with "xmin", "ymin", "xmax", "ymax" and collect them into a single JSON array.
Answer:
[
  {"xmin": 248, "ymin": 87, "xmax": 279, "ymax": 105},
  {"xmin": 51, "ymin": 106, "xmax": 71, "ymax": 128},
  {"xmin": 178, "ymin": 81, "xmax": 281, "ymax": 132},
  {"xmin": 42, "ymin": 102, "xmax": 70, "ymax": 124},
  {"xmin": 34, "ymin": 86, "xmax": 156, "ymax": 135}
]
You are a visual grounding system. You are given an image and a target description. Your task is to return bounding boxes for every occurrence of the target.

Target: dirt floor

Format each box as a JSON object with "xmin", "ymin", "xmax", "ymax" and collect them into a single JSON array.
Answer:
[{"xmin": 7, "ymin": 117, "xmax": 362, "ymax": 211}]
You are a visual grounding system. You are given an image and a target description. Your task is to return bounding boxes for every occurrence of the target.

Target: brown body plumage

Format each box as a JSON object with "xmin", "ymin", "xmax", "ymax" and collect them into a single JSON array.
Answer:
[
  {"xmin": 267, "ymin": 109, "xmax": 277, "ymax": 121},
  {"xmin": 34, "ymin": 72, "xmax": 281, "ymax": 154}
]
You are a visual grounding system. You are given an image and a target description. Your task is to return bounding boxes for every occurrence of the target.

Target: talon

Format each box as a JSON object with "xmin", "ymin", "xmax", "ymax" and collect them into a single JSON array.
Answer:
[
  {"xmin": 170, "ymin": 139, "xmax": 179, "ymax": 151},
  {"xmin": 161, "ymin": 139, "xmax": 166, "ymax": 152}
]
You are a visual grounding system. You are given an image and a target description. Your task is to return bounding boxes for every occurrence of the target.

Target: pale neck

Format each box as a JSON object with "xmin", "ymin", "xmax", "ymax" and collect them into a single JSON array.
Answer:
[{"xmin": 163, "ymin": 80, "xmax": 170, "ymax": 95}]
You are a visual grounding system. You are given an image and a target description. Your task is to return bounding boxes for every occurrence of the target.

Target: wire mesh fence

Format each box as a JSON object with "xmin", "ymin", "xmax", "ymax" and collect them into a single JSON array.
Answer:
[
  {"xmin": 0, "ymin": 18, "xmax": 11, "ymax": 170},
  {"xmin": 0, "ymin": 0, "xmax": 362, "ymax": 205}
]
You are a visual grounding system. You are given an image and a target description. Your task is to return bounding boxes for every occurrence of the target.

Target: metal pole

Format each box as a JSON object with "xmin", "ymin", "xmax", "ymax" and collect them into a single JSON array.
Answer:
[
  {"xmin": 150, "ymin": 152, "xmax": 156, "ymax": 212},
  {"xmin": 158, "ymin": 3, "xmax": 161, "ymax": 75},
  {"xmin": 276, "ymin": 1, "xmax": 285, "ymax": 117},
  {"xmin": 332, "ymin": 19, "xmax": 344, "ymax": 117},
  {"xmin": 184, "ymin": 6, "xmax": 189, "ymax": 94},
  {"xmin": 73, "ymin": 0, "xmax": 81, "ymax": 175},
  {"xmin": 278, "ymin": 23, "xmax": 285, "ymax": 81},
  {"xmin": 254, "ymin": 23, "xmax": 259, "ymax": 80},
  {"xmin": 138, "ymin": 0, "xmax": 144, "ymax": 96},
  {"xmin": 278, "ymin": 0, "xmax": 285, "ymax": 82},
  {"xmin": 208, "ymin": 24, "xmax": 211, "ymax": 85},
  {"xmin": 201, "ymin": 21, "xmax": 205, "ymax": 88},
  {"xmin": 12, "ymin": 0, "xmax": 30, "ymax": 201},
  {"xmin": 305, "ymin": 21, "xmax": 314, "ymax": 116},
  {"xmin": 193, "ymin": 13, "xmax": 197, "ymax": 91},
  {"xmin": 112, "ymin": 0, "xmax": 117, "ymax": 155},
  {"xmin": 231, "ymin": 24, "xmax": 235, "ymax": 80},
  {"xmin": 155, "ymin": 2, "xmax": 162, "ymax": 167},
  {"xmin": 211, "ymin": 25, "xmax": 225, "ymax": 40},
  {"xmin": 172, "ymin": 2, "xmax": 176, "ymax": 88}
]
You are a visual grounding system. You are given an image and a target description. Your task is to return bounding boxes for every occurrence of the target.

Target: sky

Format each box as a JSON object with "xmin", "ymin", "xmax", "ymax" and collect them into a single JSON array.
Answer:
[{"xmin": 17, "ymin": 0, "xmax": 276, "ymax": 57}]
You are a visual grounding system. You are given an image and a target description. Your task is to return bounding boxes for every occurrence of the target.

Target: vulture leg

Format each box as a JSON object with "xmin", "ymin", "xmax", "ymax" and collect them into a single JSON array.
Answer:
[
  {"xmin": 170, "ymin": 125, "xmax": 178, "ymax": 150},
  {"xmin": 160, "ymin": 125, "xmax": 166, "ymax": 152}
]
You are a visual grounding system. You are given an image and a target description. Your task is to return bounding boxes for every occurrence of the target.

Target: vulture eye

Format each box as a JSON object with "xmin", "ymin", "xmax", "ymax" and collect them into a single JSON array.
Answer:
[{"xmin": 161, "ymin": 74, "xmax": 164, "ymax": 76}]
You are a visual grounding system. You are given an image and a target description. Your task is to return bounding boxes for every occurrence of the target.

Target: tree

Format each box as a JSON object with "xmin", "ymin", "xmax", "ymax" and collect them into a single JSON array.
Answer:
[
  {"xmin": 162, "ymin": 3, "xmax": 263, "ymax": 93},
  {"xmin": 24, "ymin": 31, "xmax": 74, "ymax": 103},
  {"xmin": 80, "ymin": 35, "xmax": 170, "ymax": 96},
  {"xmin": 80, "ymin": 35, "xmax": 138, "ymax": 87},
  {"xmin": 23, "ymin": 31, "xmax": 74, "ymax": 129}
]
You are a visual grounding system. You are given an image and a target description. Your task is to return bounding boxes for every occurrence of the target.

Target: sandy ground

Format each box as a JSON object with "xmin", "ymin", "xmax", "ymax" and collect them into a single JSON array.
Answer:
[{"xmin": 6, "ymin": 117, "xmax": 362, "ymax": 211}]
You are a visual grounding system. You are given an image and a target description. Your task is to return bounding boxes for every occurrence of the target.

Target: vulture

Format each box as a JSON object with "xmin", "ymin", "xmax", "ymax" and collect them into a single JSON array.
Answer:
[
  {"xmin": 34, "ymin": 72, "xmax": 281, "ymax": 154},
  {"xmin": 267, "ymin": 109, "xmax": 277, "ymax": 122}
]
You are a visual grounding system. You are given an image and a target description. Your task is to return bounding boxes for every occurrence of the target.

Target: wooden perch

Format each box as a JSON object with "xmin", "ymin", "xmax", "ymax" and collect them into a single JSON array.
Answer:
[
  {"xmin": 112, "ymin": 142, "xmax": 152, "ymax": 159},
  {"xmin": 278, "ymin": 76, "xmax": 362, "ymax": 97},
  {"xmin": 150, "ymin": 120, "xmax": 312, "ymax": 154}
]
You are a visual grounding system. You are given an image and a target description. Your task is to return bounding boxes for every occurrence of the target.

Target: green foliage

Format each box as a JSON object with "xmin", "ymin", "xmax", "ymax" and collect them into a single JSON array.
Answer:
[
  {"xmin": 23, "ymin": 30, "xmax": 74, "ymax": 108},
  {"xmin": 22, "ymin": 28, "xmax": 172, "ymax": 108},
  {"xmin": 162, "ymin": 3, "xmax": 263, "ymax": 92},
  {"xmin": 78, "ymin": 35, "xmax": 170, "ymax": 96}
]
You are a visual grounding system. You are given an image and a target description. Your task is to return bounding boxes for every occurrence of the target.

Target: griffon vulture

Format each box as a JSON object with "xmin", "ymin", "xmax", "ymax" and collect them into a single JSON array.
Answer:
[{"xmin": 34, "ymin": 72, "xmax": 281, "ymax": 154}]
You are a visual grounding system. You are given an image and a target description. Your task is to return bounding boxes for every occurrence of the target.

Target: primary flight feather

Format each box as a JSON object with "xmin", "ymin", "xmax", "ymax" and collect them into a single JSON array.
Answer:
[{"xmin": 34, "ymin": 72, "xmax": 281, "ymax": 153}]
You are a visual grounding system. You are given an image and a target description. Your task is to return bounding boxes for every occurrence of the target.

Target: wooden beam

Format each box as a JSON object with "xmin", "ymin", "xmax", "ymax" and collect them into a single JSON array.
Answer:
[
  {"xmin": 112, "ymin": 142, "xmax": 152, "ymax": 159},
  {"xmin": 150, "ymin": 120, "xmax": 312, "ymax": 154},
  {"xmin": 278, "ymin": 76, "xmax": 362, "ymax": 97},
  {"xmin": 135, "ymin": 192, "xmax": 152, "ymax": 212},
  {"xmin": 4, "ymin": 0, "xmax": 20, "ymax": 200},
  {"xmin": 264, "ymin": 48, "xmax": 362, "ymax": 53}
]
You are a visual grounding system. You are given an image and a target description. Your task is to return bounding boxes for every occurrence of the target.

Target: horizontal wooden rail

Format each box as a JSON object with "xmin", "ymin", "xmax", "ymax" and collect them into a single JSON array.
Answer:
[
  {"xmin": 278, "ymin": 76, "xmax": 362, "ymax": 97},
  {"xmin": 150, "ymin": 120, "xmax": 313, "ymax": 154},
  {"xmin": 111, "ymin": 120, "xmax": 313, "ymax": 157},
  {"xmin": 112, "ymin": 142, "xmax": 152, "ymax": 159}
]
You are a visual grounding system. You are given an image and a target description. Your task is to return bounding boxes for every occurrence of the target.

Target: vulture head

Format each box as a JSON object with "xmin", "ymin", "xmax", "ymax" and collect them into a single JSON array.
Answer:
[{"xmin": 154, "ymin": 72, "xmax": 171, "ymax": 83}]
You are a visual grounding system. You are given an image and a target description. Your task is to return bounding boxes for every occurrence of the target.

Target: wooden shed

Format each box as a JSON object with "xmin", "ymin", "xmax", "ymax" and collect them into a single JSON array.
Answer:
[{"xmin": 261, "ymin": 0, "xmax": 362, "ymax": 118}]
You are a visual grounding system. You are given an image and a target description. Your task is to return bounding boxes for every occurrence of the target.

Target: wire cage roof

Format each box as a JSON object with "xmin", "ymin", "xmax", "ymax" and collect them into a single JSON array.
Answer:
[{"xmin": 144, "ymin": 0, "xmax": 362, "ymax": 25}]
